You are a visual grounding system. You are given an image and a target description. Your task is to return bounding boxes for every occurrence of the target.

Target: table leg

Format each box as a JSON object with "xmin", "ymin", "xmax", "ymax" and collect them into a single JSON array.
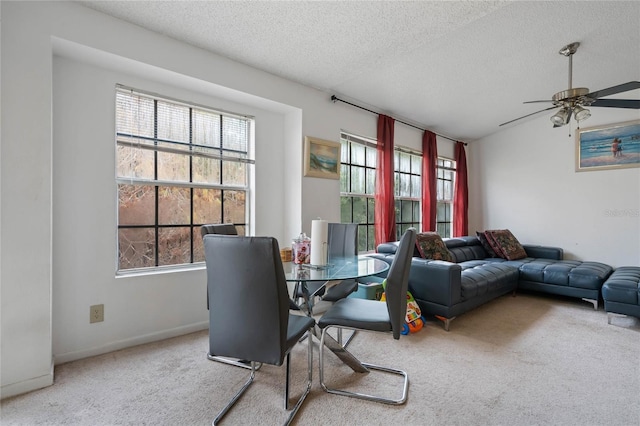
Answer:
[
  {"xmin": 320, "ymin": 330, "xmax": 369, "ymax": 373},
  {"xmin": 291, "ymin": 282, "xmax": 368, "ymax": 373}
]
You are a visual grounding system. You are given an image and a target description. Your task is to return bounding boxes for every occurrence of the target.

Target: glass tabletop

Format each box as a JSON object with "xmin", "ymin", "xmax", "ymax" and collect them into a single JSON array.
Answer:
[{"xmin": 283, "ymin": 255, "xmax": 389, "ymax": 282}]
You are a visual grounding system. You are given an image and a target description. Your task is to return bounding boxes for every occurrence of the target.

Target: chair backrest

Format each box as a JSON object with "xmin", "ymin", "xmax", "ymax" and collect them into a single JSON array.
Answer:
[
  {"xmin": 328, "ymin": 223, "xmax": 358, "ymax": 257},
  {"xmin": 204, "ymin": 234, "xmax": 290, "ymax": 366},
  {"xmin": 384, "ymin": 228, "xmax": 417, "ymax": 340},
  {"xmin": 200, "ymin": 223, "xmax": 238, "ymax": 237}
]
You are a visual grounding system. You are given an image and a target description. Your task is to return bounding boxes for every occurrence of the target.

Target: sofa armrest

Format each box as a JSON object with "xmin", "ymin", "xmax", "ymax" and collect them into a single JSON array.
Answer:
[
  {"xmin": 376, "ymin": 242, "xmax": 399, "ymax": 255},
  {"xmin": 523, "ymin": 244, "xmax": 563, "ymax": 260},
  {"xmin": 408, "ymin": 258, "xmax": 462, "ymax": 307}
]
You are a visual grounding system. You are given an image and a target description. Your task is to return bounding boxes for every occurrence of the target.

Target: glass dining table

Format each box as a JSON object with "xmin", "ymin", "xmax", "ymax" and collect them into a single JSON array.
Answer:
[
  {"xmin": 283, "ymin": 255, "xmax": 389, "ymax": 314},
  {"xmin": 283, "ymin": 255, "xmax": 390, "ymax": 372}
]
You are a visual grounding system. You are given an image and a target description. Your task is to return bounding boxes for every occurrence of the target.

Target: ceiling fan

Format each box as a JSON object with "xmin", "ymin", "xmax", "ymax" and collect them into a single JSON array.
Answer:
[{"xmin": 500, "ymin": 42, "xmax": 640, "ymax": 128}]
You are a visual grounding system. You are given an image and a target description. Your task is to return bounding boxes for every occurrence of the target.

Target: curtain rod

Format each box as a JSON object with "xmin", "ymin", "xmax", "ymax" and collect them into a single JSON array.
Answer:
[{"xmin": 330, "ymin": 95, "xmax": 467, "ymax": 146}]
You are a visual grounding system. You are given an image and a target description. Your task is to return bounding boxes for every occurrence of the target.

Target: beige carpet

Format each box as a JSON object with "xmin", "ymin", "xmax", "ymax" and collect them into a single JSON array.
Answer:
[{"xmin": 2, "ymin": 292, "xmax": 639, "ymax": 425}]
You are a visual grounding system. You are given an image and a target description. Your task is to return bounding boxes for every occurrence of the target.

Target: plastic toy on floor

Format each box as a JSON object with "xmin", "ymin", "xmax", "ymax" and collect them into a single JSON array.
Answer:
[{"xmin": 380, "ymin": 279, "xmax": 426, "ymax": 334}]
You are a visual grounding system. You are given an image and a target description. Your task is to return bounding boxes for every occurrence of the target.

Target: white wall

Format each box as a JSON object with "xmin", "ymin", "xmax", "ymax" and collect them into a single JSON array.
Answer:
[
  {"xmin": 0, "ymin": 1, "xmax": 452, "ymax": 397},
  {"xmin": 1, "ymin": 1, "xmax": 435, "ymax": 398},
  {"xmin": 470, "ymin": 109, "xmax": 640, "ymax": 267},
  {"xmin": 13, "ymin": 0, "xmax": 631, "ymax": 400},
  {"xmin": 51, "ymin": 53, "xmax": 292, "ymax": 361}
]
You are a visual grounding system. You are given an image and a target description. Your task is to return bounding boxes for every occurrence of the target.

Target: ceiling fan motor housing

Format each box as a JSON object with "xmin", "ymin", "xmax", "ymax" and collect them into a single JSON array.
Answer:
[{"xmin": 552, "ymin": 87, "xmax": 592, "ymax": 106}]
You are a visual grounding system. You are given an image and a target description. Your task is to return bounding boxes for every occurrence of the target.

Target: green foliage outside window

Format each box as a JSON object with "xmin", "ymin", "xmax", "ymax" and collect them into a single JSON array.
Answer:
[{"xmin": 340, "ymin": 132, "xmax": 456, "ymax": 249}]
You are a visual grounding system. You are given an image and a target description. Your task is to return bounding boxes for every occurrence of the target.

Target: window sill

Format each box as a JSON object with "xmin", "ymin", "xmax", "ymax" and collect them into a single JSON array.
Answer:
[{"xmin": 115, "ymin": 262, "xmax": 205, "ymax": 278}]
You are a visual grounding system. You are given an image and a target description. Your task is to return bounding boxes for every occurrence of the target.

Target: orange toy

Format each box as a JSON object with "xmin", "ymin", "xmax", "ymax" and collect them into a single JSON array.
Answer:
[{"xmin": 380, "ymin": 280, "xmax": 425, "ymax": 334}]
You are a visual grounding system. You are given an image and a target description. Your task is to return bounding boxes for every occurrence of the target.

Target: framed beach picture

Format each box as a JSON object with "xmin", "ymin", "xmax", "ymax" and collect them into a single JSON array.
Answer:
[
  {"xmin": 303, "ymin": 136, "xmax": 341, "ymax": 179},
  {"xmin": 576, "ymin": 120, "xmax": 640, "ymax": 172}
]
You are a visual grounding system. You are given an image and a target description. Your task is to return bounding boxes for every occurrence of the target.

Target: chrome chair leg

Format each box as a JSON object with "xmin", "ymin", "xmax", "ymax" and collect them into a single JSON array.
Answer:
[
  {"xmin": 342, "ymin": 330, "xmax": 357, "ymax": 348},
  {"xmin": 319, "ymin": 326, "xmax": 408, "ymax": 405},
  {"xmin": 213, "ymin": 331, "xmax": 313, "ymax": 426},
  {"xmin": 284, "ymin": 328, "xmax": 313, "ymax": 426},
  {"xmin": 213, "ymin": 362, "xmax": 257, "ymax": 425},
  {"xmin": 207, "ymin": 353, "xmax": 262, "ymax": 371}
]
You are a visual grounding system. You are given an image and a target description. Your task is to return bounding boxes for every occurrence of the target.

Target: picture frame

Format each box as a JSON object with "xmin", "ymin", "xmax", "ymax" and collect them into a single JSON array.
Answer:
[
  {"xmin": 303, "ymin": 136, "xmax": 341, "ymax": 179},
  {"xmin": 576, "ymin": 119, "xmax": 640, "ymax": 172}
]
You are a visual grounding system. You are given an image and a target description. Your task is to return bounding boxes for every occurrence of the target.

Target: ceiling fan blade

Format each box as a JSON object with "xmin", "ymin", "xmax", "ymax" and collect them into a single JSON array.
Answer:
[
  {"xmin": 523, "ymin": 100, "xmax": 554, "ymax": 104},
  {"xmin": 587, "ymin": 81, "xmax": 640, "ymax": 99},
  {"xmin": 590, "ymin": 98, "xmax": 640, "ymax": 109},
  {"xmin": 499, "ymin": 106, "xmax": 558, "ymax": 127}
]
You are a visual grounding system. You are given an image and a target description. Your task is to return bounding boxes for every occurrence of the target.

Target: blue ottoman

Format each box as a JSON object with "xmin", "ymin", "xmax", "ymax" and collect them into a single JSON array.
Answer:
[{"xmin": 601, "ymin": 267, "xmax": 640, "ymax": 322}]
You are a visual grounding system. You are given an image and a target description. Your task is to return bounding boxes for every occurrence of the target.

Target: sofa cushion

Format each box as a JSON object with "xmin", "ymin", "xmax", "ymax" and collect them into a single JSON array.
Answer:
[
  {"xmin": 602, "ymin": 267, "xmax": 640, "ymax": 305},
  {"xmin": 519, "ymin": 259, "xmax": 612, "ymax": 289},
  {"xmin": 444, "ymin": 237, "xmax": 489, "ymax": 263},
  {"xmin": 415, "ymin": 232, "xmax": 453, "ymax": 262},
  {"xmin": 485, "ymin": 229, "xmax": 527, "ymax": 260},
  {"xmin": 460, "ymin": 263, "xmax": 520, "ymax": 300}
]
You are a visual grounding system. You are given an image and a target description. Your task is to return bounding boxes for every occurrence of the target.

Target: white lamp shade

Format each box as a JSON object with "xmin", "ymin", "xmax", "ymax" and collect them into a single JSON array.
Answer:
[
  {"xmin": 550, "ymin": 108, "xmax": 570, "ymax": 126},
  {"xmin": 574, "ymin": 105, "xmax": 591, "ymax": 121}
]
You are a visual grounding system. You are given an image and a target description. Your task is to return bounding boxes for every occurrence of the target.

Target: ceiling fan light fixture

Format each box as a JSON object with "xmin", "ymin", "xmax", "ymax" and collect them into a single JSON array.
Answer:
[
  {"xmin": 573, "ymin": 105, "xmax": 591, "ymax": 121},
  {"xmin": 550, "ymin": 107, "xmax": 570, "ymax": 126},
  {"xmin": 500, "ymin": 40, "xmax": 640, "ymax": 129}
]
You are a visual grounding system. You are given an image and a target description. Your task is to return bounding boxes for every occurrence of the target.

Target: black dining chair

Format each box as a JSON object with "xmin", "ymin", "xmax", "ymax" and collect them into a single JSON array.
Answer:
[
  {"xmin": 201, "ymin": 223, "xmax": 255, "ymax": 370},
  {"xmin": 296, "ymin": 223, "xmax": 359, "ymax": 306},
  {"xmin": 317, "ymin": 227, "xmax": 417, "ymax": 405},
  {"xmin": 204, "ymin": 234, "xmax": 315, "ymax": 425},
  {"xmin": 200, "ymin": 223, "xmax": 238, "ymax": 238}
]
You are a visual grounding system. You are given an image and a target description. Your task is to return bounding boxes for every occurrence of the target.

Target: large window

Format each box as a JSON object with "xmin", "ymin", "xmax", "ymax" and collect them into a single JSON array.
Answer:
[
  {"xmin": 340, "ymin": 131, "xmax": 457, "ymax": 247},
  {"xmin": 436, "ymin": 158, "xmax": 456, "ymax": 238},
  {"xmin": 115, "ymin": 87, "xmax": 253, "ymax": 272},
  {"xmin": 394, "ymin": 149, "xmax": 422, "ymax": 240},
  {"xmin": 340, "ymin": 133, "xmax": 377, "ymax": 252}
]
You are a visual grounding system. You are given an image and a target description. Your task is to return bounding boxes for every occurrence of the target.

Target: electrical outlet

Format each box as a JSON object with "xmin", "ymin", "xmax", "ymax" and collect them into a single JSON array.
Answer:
[{"xmin": 90, "ymin": 304, "xmax": 104, "ymax": 323}]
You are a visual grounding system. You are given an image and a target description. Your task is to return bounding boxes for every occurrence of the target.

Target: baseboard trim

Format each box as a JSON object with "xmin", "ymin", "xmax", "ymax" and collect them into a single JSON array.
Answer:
[
  {"xmin": 1, "ymin": 365, "xmax": 54, "ymax": 400},
  {"xmin": 53, "ymin": 321, "xmax": 209, "ymax": 365}
]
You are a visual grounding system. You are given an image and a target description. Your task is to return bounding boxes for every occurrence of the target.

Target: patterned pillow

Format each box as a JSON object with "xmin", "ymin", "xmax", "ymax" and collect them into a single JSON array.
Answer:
[
  {"xmin": 482, "ymin": 231, "xmax": 506, "ymax": 259},
  {"xmin": 476, "ymin": 231, "xmax": 498, "ymax": 258},
  {"xmin": 484, "ymin": 229, "xmax": 527, "ymax": 260},
  {"xmin": 415, "ymin": 232, "xmax": 454, "ymax": 262}
]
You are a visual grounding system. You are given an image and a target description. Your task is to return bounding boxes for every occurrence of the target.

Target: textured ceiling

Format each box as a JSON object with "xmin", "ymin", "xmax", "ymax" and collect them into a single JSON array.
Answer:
[{"xmin": 77, "ymin": 1, "xmax": 640, "ymax": 142}]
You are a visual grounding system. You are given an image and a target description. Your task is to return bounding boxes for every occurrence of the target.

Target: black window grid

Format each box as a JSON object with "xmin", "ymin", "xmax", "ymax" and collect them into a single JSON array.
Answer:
[{"xmin": 116, "ymin": 89, "xmax": 249, "ymax": 271}]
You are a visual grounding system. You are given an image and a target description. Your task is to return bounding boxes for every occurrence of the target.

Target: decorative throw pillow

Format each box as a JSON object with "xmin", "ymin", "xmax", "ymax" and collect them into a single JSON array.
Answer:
[
  {"xmin": 476, "ymin": 231, "xmax": 498, "ymax": 258},
  {"xmin": 482, "ymin": 231, "xmax": 506, "ymax": 259},
  {"xmin": 415, "ymin": 232, "xmax": 454, "ymax": 262},
  {"xmin": 484, "ymin": 229, "xmax": 527, "ymax": 260}
]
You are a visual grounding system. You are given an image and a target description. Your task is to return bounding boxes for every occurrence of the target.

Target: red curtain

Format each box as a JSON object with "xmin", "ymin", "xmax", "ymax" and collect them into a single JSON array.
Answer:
[
  {"xmin": 421, "ymin": 131, "xmax": 438, "ymax": 232},
  {"xmin": 453, "ymin": 141, "xmax": 468, "ymax": 237},
  {"xmin": 375, "ymin": 115, "xmax": 396, "ymax": 247}
]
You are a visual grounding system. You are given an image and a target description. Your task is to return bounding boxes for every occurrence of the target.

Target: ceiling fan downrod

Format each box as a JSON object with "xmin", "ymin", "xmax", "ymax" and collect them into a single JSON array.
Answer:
[
  {"xmin": 553, "ymin": 42, "xmax": 590, "ymax": 103},
  {"xmin": 559, "ymin": 42, "xmax": 580, "ymax": 90},
  {"xmin": 550, "ymin": 42, "xmax": 591, "ymax": 128}
]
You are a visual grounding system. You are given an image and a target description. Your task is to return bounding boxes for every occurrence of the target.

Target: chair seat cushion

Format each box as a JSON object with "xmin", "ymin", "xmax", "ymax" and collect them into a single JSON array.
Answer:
[
  {"xmin": 318, "ymin": 298, "xmax": 391, "ymax": 332},
  {"xmin": 286, "ymin": 314, "xmax": 316, "ymax": 352},
  {"xmin": 323, "ymin": 279, "xmax": 358, "ymax": 302}
]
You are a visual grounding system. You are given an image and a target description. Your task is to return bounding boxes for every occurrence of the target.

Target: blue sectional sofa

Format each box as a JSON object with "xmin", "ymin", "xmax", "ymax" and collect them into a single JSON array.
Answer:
[
  {"xmin": 602, "ymin": 267, "xmax": 640, "ymax": 322},
  {"xmin": 370, "ymin": 236, "xmax": 614, "ymax": 330}
]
